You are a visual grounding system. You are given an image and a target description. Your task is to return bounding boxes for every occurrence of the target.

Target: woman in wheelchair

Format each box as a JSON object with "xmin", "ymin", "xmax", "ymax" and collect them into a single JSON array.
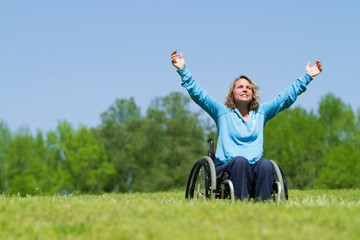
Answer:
[{"xmin": 171, "ymin": 49, "xmax": 322, "ymax": 201}]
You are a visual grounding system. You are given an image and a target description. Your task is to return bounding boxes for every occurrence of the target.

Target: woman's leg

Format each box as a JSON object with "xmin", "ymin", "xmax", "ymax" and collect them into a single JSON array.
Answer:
[
  {"xmin": 251, "ymin": 158, "xmax": 275, "ymax": 201},
  {"xmin": 216, "ymin": 156, "xmax": 252, "ymax": 200}
]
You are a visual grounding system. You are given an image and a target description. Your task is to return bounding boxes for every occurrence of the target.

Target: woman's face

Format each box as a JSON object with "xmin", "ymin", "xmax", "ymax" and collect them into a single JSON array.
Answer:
[{"xmin": 233, "ymin": 78, "xmax": 253, "ymax": 105}]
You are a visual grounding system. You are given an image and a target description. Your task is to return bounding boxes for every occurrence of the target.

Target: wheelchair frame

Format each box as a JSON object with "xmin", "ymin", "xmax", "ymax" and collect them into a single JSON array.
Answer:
[{"xmin": 185, "ymin": 138, "xmax": 288, "ymax": 204}]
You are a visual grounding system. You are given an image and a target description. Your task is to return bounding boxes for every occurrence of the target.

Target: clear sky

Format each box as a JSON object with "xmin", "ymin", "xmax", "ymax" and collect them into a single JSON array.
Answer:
[{"xmin": 1, "ymin": 0, "xmax": 359, "ymax": 133}]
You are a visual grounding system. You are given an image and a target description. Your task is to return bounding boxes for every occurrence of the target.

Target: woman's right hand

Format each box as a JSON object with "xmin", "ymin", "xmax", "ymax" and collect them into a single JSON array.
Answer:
[{"xmin": 171, "ymin": 49, "xmax": 185, "ymax": 69}]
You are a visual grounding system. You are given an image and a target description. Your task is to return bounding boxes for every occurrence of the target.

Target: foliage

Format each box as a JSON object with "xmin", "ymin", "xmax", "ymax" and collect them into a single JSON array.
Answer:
[
  {"xmin": 264, "ymin": 93, "xmax": 360, "ymax": 189},
  {"xmin": 0, "ymin": 121, "xmax": 114, "ymax": 195},
  {"xmin": 96, "ymin": 93, "xmax": 206, "ymax": 193},
  {"xmin": 264, "ymin": 107, "xmax": 325, "ymax": 188},
  {"xmin": 0, "ymin": 92, "xmax": 359, "ymax": 195}
]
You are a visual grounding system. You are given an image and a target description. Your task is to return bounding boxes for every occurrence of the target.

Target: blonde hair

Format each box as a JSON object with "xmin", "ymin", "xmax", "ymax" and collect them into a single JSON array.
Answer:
[{"xmin": 225, "ymin": 75, "xmax": 260, "ymax": 111}]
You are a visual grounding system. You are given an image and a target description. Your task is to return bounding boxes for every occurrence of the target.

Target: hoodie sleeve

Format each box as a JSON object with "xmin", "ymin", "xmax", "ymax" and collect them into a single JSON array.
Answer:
[
  {"xmin": 261, "ymin": 73, "xmax": 313, "ymax": 124},
  {"xmin": 177, "ymin": 66, "xmax": 228, "ymax": 120}
]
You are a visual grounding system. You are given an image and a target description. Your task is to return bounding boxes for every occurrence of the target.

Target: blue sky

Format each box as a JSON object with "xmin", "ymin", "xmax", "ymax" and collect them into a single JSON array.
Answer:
[{"xmin": 1, "ymin": 0, "xmax": 359, "ymax": 133}]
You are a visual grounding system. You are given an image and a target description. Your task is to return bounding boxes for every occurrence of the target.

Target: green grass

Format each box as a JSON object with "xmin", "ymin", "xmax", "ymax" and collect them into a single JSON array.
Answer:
[{"xmin": 1, "ymin": 189, "xmax": 360, "ymax": 240}]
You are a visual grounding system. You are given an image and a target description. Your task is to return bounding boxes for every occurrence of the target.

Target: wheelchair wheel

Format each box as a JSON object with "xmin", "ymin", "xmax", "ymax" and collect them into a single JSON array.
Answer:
[
  {"xmin": 270, "ymin": 160, "xmax": 288, "ymax": 204},
  {"xmin": 185, "ymin": 156, "xmax": 216, "ymax": 200}
]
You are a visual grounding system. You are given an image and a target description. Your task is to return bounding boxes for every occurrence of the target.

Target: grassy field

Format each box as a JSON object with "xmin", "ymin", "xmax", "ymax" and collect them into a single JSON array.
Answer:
[{"xmin": 1, "ymin": 189, "xmax": 359, "ymax": 240}]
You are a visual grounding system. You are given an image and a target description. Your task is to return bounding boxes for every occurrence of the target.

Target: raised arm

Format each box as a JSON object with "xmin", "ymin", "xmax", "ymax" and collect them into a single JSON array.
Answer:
[
  {"xmin": 171, "ymin": 49, "xmax": 228, "ymax": 120},
  {"xmin": 261, "ymin": 60, "xmax": 323, "ymax": 123}
]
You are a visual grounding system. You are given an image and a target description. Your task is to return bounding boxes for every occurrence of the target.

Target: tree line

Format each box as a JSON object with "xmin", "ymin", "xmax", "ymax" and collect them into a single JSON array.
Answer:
[{"xmin": 0, "ymin": 92, "xmax": 359, "ymax": 195}]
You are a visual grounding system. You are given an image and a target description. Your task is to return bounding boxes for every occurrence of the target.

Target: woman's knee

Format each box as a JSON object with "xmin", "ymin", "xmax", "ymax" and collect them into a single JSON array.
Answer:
[
  {"xmin": 255, "ymin": 158, "xmax": 275, "ymax": 174},
  {"xmin": 228, "ymin": 156, "xmax": 252, "ymax": 174}
]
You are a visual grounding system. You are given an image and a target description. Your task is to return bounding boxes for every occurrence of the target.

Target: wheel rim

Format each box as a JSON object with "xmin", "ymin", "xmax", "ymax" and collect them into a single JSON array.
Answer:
[
  {"xmin": 187, "ymin": 160, "xmax": 210, "ymax": 200},
  {"xmin": 270, "ymin": 160, "xmax": 286, "ymax": 204},
  {"xmin": 185, "ymin": 156, "xmax": 216, "ymax": 201}
]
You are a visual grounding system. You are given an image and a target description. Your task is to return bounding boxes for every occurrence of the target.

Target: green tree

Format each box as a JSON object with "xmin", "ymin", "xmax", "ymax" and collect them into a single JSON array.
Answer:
[
  {"xmin": 52, "ymin": 121, "xmax": 114, "ymax": 194},
  {"xmin": 139, "ymin": 92, "xmax": 206, "ymax": 191},
  {"xmin": 316, "ymin": 141, "xmax": 360, "ymax": 188},
  {"xmin": 264, "ymin": 107, "xmax": 325, "ymax": 189},
  {"xmin": 0, "ymin": 121, "xmax": 11, "ymax": 192},
  {"xmin": 3, "ymin": 126, "xmax": 42, "ymax": 195},
  {"xmin": 97, "ymin": 93, "xmax": 207, "ymax": 193},
  {"xmin": 318, "ymin": 93, "xmax": 356, "ymax": 146},
  {"xmin": 316, "ymin": 94, "xmax": 360, "ymax": 188},
  {"xmin": 97, "ymin": 98, "xmax": 142, "ymax": 192}
]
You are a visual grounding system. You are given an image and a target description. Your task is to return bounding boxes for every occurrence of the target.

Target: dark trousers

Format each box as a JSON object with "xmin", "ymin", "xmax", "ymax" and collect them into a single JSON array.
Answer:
[{"xmin": 215, "ymin": 156, "xmax": 275, "ymax": 201}]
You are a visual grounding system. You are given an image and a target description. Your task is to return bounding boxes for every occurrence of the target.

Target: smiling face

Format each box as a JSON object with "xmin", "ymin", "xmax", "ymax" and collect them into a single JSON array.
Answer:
[
  {"xmin": 225, "ymin": 75, "xmax": 260, "ymax": 111},
  {"xmin": 233, "ymin": 78, "xmax": 253, "ymax": 106}
]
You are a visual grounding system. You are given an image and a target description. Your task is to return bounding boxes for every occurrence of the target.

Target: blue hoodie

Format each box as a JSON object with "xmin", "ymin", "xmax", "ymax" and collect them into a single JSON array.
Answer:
[{"xmin": 177, "ymin": 66, "xmax": 313, "ymax": 165}]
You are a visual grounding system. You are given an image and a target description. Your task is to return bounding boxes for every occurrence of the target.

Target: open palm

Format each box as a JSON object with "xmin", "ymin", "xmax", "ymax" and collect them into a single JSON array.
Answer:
[
  {"xmin": 171, "ymin": 49, "xmax": 185, "ymax": 70},
  {"xmin": 306, "ymin": 60, "xmax": 323, "ymax": 77}
]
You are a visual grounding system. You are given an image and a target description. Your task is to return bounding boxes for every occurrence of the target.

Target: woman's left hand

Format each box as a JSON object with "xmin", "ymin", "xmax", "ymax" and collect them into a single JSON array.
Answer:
[
  {"xmin": 306, "ymin": 60, "xmax": 323, "ymax": 77},
  {"xmin": 171, "ymin": 49, "xmax": 185, "ymax": 70}
]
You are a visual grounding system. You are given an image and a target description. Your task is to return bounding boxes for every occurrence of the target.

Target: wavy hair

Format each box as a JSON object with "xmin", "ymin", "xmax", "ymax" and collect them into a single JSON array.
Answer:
[{"xmin": 225, "ymin": 75, "xmax": 260, "ymax": 111}]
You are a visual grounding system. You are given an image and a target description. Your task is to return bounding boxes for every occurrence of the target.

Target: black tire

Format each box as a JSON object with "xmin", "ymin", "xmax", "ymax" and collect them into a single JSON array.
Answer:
[{"xmin": 185, "ymin": 156, "xmax": 216, "ymax": 200}]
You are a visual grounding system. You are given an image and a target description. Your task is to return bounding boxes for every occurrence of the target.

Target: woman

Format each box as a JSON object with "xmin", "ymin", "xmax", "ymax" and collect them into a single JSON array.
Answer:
[{"xmin": 171, "ymin": 49, "xmax": 322, "ymax": 201}]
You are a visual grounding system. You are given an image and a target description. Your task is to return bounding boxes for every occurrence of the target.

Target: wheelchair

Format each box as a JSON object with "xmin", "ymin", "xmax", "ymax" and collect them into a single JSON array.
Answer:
[{"xmin": 185, "ymin": 139, "xmax": 288, "ymax": 204}]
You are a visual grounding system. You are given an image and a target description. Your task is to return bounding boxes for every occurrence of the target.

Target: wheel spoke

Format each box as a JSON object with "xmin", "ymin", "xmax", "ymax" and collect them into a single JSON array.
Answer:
[{"xmin": 196, "ymin": 168, "xmax": 206, "ymax": 199}]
